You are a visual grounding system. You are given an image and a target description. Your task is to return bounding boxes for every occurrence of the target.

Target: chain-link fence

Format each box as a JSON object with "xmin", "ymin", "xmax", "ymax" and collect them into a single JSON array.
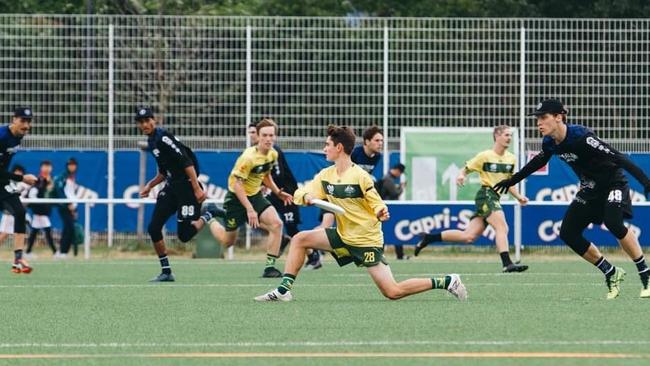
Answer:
[{"xmin": 1, "ymin": 16, "xmax": 649, "ymax": 152}]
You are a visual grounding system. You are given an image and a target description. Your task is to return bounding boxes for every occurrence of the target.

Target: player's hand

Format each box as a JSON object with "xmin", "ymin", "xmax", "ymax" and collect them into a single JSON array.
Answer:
[
  {"xmin": 278, "ymin": 191, "xmax": 293, "ymax": 206},
  {"xmin": 247, "ymin": 209, "xmax": 259, "ymax": 228},
  {"xmin": 493, "ymin": 179, "xmax": 513, "ymax": 194},
  {"xmin": 22, "ymin": 174, "xmax": 38, "ymax": 185},
  {"xmin": 303, "ymin": 194, "xmax": 314, "ymax": 206},
  {"xmin": 376, "ymin": 207, "xmax": 390, "ymax": 222},
  {"xmin": 456, "ymin": 175, "xmax": 466, "ymax": 187},
  {"xmin": 518, "ymin": 196, "xmax": 529, "ymax": 206},
  {"xmin": 194, "ymin": 189, "xmax": 207, "ymax": 204},
  {"xmin": 139, "ymin": 185, "xmax": 151, "ymax": 198}
]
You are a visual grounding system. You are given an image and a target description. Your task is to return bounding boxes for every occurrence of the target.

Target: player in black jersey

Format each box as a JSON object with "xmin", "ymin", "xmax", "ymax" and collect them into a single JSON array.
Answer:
[
  {"xmin": 135, "ymin": 107, "xmax": 222, "ymax": 282},
  {"xmin": 495, "ymin": 99, "xmax": 650, "ymax": 299},
  {"xmin": 0, "ymin": 107, "xmax": 38, "ymax": 273}
]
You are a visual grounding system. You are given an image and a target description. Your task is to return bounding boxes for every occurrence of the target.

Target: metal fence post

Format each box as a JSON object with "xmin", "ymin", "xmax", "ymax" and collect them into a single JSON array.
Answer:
[{"xmin": 107, "ymin": 23, "xmax": 115, "ymax": 248}]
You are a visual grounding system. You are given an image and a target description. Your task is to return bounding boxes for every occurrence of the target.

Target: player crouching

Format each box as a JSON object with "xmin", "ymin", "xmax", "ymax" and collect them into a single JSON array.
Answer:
[{"xmin": 255, "ymin": 125, "xmax": 467, "ymax": 302}]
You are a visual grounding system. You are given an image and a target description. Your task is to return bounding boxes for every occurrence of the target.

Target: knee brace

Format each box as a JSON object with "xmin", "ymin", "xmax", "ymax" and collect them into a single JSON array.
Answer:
[
  {"xmin": 603, "ymin": 211, "xmax": 628, "ymax": 240},
  {"xmin": 559, "ymin": 222, "xmax": 591, "ymax": 256},
  {"xmin": 13, "ymin": 208, "xmax": 26, "ymax": 234},
  {"xmin": 147, "ymin": 222, "xmax": 163, "ymax": 243},
  {"xmin": 177, "ymin": 222, "xmax": 197, "ymax": 243}
]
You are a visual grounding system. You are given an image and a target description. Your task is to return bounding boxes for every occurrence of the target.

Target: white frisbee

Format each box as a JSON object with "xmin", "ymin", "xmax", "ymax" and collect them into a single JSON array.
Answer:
[{"xmin": 311, "ymin": 199, "xmax": 345, "ymax": 215}]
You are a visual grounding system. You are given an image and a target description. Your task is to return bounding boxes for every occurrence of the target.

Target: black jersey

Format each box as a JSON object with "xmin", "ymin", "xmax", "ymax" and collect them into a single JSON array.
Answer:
[
  {"xmin": 0, "ymin": 125, "xmax": 23, "ymax": 186},
  {"xmin": 147, "ymin": 127, "xmax": 199, "ymax": 182},
  {"xmin": 271, "ymin": 144, "xmax": 298, "ymax": 194},
  {"xmin": 512, "ymin": 124, "xmax": 650, "ymax": 198}
]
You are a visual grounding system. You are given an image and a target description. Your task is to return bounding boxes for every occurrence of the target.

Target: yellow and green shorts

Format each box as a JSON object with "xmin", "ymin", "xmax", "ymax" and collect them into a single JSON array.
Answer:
[
  {"xmin": 325, "ymin": 228, "xmax": 387, "ymax": 267},
  {"xmin": 472, "ymin": 186, "xmax": 502, "ymax": 221}
]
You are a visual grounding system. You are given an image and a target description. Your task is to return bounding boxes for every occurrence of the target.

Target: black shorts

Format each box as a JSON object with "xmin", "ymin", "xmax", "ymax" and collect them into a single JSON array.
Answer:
[
  {"xmin": 268, "ymin": 194, "xmax": 301, "ymax": 226},
  {"xmin": 156, "ymin": 180, "xmax": 201, "ymax": 222},
  {"xmin": 573, "ymin": 184, "xmax": 633, "ymax": 225}
]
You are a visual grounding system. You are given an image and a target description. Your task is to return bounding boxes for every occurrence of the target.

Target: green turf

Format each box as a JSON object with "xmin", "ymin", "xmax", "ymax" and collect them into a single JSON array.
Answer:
[{"xmin": 0, "ymin": 256, "xmax": 648, "ymax": 366}]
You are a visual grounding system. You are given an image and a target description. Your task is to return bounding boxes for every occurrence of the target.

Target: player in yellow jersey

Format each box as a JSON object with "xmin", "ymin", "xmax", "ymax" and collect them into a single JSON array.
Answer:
[
  {"xmin": 201, "ymin": 118, "xmax": 293, "ymax": 277},
  {"xmin": 254, "ymin": 125, "xmax": 467, "ymax": 302},
  {"xmin": 414, "ymin": 125, "xmax": 529, "ymax": 273}
]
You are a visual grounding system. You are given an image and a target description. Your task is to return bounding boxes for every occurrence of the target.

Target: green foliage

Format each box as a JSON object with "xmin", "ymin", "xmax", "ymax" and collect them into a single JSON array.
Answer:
[{"xmin": 2, "ymin": 0, "xmax": 650, "ymax": 17}]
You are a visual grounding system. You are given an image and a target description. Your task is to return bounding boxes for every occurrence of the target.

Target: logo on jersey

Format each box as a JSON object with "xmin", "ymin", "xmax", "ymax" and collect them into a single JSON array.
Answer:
[
  {"xmin": 162, "ymin": 136, "xmax": 182, "ymax": 155},
  {"xmin": 326, "ymin": 184, "xmax": 335, "ymax": 195},
  {"xmin": 152, "ymin": 149, "xmax": 160, "ymax": 157},
  {"xmin": 559, "ymin": 153, "xmax": 578, "ymax": 162},
  {"xmin": 586, "ymin": 136, "xmax": 611, "ymax": 154},
  {"xmin": 344, "ymin": 185, "xmax": 356, "ymax": 196},
  {"xmin": 489, "ymin": 163, "xmax": 497, "ymax": 172}
]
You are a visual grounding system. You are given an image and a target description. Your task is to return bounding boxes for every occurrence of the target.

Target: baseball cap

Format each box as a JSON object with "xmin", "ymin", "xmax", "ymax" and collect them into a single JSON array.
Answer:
[
  {"xmin": 527, "ymin": 99, "xmax": 568, "ymax": 116},
  {"xmin": 134, "ymin": 106, "xmax": 154, "ymax": 120},
  {"xmin": 14, "ymin": 107, "xmax": 33, "ymax": 119}
]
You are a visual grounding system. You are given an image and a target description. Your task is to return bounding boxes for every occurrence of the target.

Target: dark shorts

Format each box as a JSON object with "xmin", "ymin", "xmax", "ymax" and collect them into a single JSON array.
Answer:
[
  {"xmin": 223, "ymin": 191, "xmax": 272, "ymax": 231},
  {"xmin": 268, "ymin": 193, "xmax": 301, "ymax": 226},
  {"xmin": 325, "ymin": 228, "xmax": 387, "ymax": 267},
  {"xmin": 471, "ymin": 186, "xmax": 502, "ymax": 221},
  {"xmin": 573, "ymin": 184, "xmax": 633, "ymax": 225},
  {"xmin": 158, "ymin": 180, "xmax": 201, "ymax": 222}
]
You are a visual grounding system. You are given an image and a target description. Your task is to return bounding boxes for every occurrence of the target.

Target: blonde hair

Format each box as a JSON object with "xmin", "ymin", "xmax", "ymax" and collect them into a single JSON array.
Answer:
[{"xmin": 493, "ymin": 125, "xmax": 511, "ymax": 141}]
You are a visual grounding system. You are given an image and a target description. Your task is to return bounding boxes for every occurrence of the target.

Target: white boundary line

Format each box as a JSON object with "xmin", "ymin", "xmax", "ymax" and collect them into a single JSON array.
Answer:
[{"xmin": 0, "ymin": 283, "xmax": 606, "ymax": 289}]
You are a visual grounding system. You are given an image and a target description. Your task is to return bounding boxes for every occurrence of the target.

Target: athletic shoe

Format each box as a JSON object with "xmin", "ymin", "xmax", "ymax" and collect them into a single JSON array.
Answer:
[
  {"xmin": 149, "ymin": 272, "xmax": 176, "ymax": 282},
  {"xmin": 304, "ymin": 251, "xmax": 322, "ymax": 270},
  {"xmin": 446, "ymin": 274, "xmax": 467, "ymax": 301},
  {"xmin": 641, "ymin": 287, "xmax": 650, "ymax": 298},
  {"xmin": 262, "ymin": 267, "xmax": 283, "ymax": 278},
  {"xmin": 606, "ymin": 267, "xmax": 625, "ymax": 300},
  {"xmin": 11, "ymin": 259, "xmax": 33, "ymax": 274},
  {"xmin": 200, "ymin": 203, "xmax": 226, "ymax": 223},
  {"xmin": 414, "ymin": 234, "xmax": 429, "ymax": 257},
  {"xmin": 503, "ymin": 263, "xmax": 529, "ymax": 273},
  {"xmin": 254, "ymin": 289, "xmax": 293, "ymax": 302}
]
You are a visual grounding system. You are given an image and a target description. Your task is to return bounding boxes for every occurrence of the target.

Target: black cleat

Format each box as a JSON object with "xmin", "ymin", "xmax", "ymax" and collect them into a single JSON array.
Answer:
[
  {"xmin": 262, "ymin": 267, "xmax": 283, "ymax": 278},
  {"xmin": 200, "ymin": 203, "xmax": 226, "ymax": 223},
  {"xmin": 503, "ymin": 263, "xmax": 529, "ymax": 273},
  {"xmin": 414, "ymin": 234, "xmax": 430, "ymax": 257},
  {"xmin": 149, "ymin": 272, "xmax": 176, "ymax": 282}
]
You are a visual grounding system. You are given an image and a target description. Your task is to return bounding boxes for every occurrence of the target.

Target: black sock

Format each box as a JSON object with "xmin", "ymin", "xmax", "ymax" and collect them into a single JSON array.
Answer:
[
  {"xmin": 421, "ymin": 233, "xmax": 442, "ymax": 246},
  {"xmin": 634, "ymin": 255, "xmax": 649, "ymax": 288},
  {"xmin": 158, "ymin": 254, "xmax": 171, "ymax": 275},
  {"xmin": 595, "ymin": 256, "xmax": 614, "ymax": 277},
  {"xmin": 14, "ymin": 249, "xmax": 23, "ymax": 261},
  {"xmin": 499, "ymin": 251, "xmax": 513, "ymax": 267}
]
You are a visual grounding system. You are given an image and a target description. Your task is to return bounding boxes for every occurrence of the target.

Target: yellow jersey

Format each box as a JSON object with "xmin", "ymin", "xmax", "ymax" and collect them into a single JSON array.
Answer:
[
  {"xmin": 294, "ymin": 164, "xmax": 386, "ymax": 248},
  {"xmin": 228, "ymin": 146, "xmax": 278, "ymax": 196},
  {"xmin": 465, "ymin": 149, "xmax": 516, "ymax": 187}
]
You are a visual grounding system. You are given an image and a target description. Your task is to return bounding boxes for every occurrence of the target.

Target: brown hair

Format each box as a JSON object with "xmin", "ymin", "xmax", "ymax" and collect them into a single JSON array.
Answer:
[
  {"xmin": 256, "ymin": 118, "xmax": 278, "ymax": 134},
  {"xmin": 362, "ymin": 126, "xmax": 383, "ymax": 142},
  {"xmin": 493, "ymin": 125, "xmax": 511, "ymax": 141},
  {"xmin": 327, "ymin": 125, "xmax": 356, "ymax": 155}
]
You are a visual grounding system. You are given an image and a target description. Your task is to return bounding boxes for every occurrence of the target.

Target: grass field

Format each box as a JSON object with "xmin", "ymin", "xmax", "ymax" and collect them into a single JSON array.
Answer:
[{"xmin": 1, "ymin": 254, "xmax": 649, "ymax": 365}]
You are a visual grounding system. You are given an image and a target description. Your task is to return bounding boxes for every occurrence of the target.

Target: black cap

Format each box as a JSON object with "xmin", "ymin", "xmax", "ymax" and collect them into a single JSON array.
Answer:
[
  {"xmin": 14, "ymin": 107, "xmax": 33, "ymax": 119},
  {"xmin": 67, "ymin": 157, "xmax": 78, "ymax": 166},
  {"xmin": 528, "ymin": 99, "xmax": 567, "ymax": 116},
  {"xmin": 392, "ymin": 163, "xmax": 406, "ymax": 173},
  {"xmin": 134, "ymin": 106, "xmax": 154, "ymax": 120}
]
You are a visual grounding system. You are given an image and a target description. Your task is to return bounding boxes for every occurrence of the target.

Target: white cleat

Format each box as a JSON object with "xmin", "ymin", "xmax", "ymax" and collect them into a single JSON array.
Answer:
[
  {"xmin": 254, "ymin": 289, "xmax": 293, "ymax": 302},
  {"xmin": 447, "ymin": 274, "xmax": 468, "ymax": 301}
]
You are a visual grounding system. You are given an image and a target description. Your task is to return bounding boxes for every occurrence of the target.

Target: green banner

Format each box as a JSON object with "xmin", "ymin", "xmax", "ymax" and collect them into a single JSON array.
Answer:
[{"xmin": 400, "ymin": 128, "xmax": 517, "ymax": 201}]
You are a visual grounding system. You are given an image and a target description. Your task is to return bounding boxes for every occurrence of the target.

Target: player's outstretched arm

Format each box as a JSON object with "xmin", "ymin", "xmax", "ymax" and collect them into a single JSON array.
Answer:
[
  {"xmin": 494, "ymin": 152, "xmax": 550, "ymax": 194},
  {"xmin": 263, "ymin": 173, "xmax": 293, "ymax": 205}
]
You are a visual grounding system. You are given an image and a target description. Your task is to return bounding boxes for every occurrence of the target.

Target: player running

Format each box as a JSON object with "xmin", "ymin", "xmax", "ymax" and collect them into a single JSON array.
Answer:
[
  {"xmin": 0, "ymin": 107, "xmax": 38, "ymax": 273},
  {"xmin": 254, "ymin": 126, "xmax": 467, "ymax": 302},
  {"xmin": 414, "ymin": 125, "xmax": 529, "ymax": 273},
  {"xmin": 247, "ymin": 121, "xmax": 300, "ymax": 255},
  {"xmin": 494, "ymin": 99, "xmax": 650, "ymax": 299},
  {"xmin": 136, "ymin": 107, "xmax": 221, "ymax": 282},
  {"xmin": 204, "ymin": 118, "xmax": 293, "ymax": 277}
]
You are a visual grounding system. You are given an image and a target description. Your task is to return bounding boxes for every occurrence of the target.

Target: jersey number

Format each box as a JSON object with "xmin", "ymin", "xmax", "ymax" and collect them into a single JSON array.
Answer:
[
  {"xmin": 181, "ymin": 205, "xmax": 195, "ymax": 217},
  {"xmin": 608, "ymin": 190, "xmax": 623, "ymax": 203},
  {"xmin": 283, "ymin": 212, "xmax": 294, "ymax": 223},
  {"xmin": 363, "ymin": 251, "xmax": 375, "ymax": 263}
]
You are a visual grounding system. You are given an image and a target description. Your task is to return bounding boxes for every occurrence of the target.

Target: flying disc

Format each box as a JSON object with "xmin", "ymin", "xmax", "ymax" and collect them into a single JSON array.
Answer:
[{"xmin": 312, "ymin": 198, "xmax": 345, "ymax": 214}]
